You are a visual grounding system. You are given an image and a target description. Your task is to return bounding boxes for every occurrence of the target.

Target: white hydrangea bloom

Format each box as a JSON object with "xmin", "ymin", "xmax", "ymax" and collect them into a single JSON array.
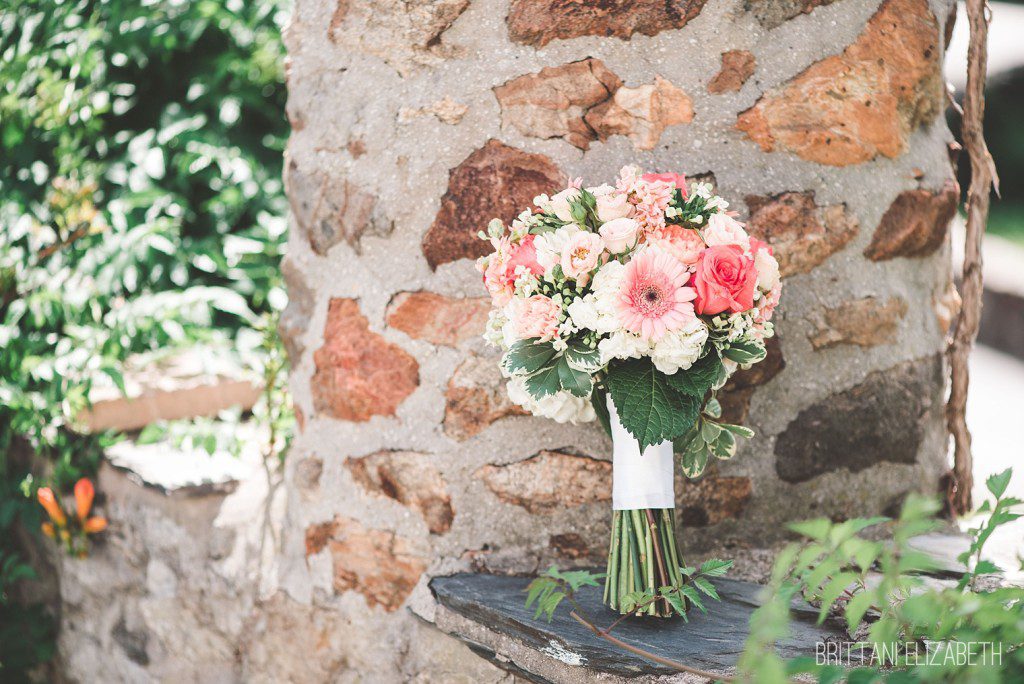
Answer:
[
  {"xmin": 650, "ymin": 320, "xmax": 709, "ymax": 375},
  {"xmin": 507, "ymin": 377, "xmax": 596, "ymax": 424},
  {"xmin": 589, "ymin": 259, "xmax": 626, "ymax": 334},
  {"xmin": 484, "ymin": 308, "xmax": 509, "ymax": 348},
  {"xmin": 598, "ymin": 330, "xmax": 651, "ymax": 366}
]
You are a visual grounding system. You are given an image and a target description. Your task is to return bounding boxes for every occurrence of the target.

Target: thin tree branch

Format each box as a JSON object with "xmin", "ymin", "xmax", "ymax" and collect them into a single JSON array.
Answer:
[
  {"xmin": 568, "ymin": 610, "xmax": 733, "ymax": 682},
  {"xmin": 946, "ymin": 0, "xmax": 999, "ymax": 516}
]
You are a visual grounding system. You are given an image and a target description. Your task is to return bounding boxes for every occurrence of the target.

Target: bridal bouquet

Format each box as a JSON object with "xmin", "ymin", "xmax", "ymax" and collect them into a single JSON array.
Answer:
[{"xmin": 477, "ymin": 166, "xmax": 781, "ymax": 617}]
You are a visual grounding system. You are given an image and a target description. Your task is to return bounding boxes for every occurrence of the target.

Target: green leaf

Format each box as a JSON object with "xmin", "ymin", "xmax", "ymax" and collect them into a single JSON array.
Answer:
[
  {"xmin": 720, "ymin": 422, "xmax": 755, "ymax": 439},
  {"xmin": 698, "ymin": 559, "xmax": 733, "ymax": 578},
  {"xmin": 845, "ymin": 589, "xmax": 876, "ymax": 632},
  {"xmin": 973, "ymin": 559, "xmax": 1002, "ymax": 575},
  {"xmin": 680, "ymin": 585, "xmax": 706, "ymax": 613},
  {"xmin": 789, "ymin": 518, "xmax": 832, "ymax": 542},
  {"xmin": 664, "ymin": 348, "xmax": 722, "ymax": 397},
  {"xmin": 679, "ymin": 446, "xmax": 710, "ymax": 478},
  {"xmin": 660, "ymin": 587, "xmax": 688, "ymax": 617},
  {"xmin": 693, "ymin": 576, "xmax": 720, "ymax": 601},
  {"xmin": 606, "ymin": 358, "xmax": 700, "ymax": 451},
  {"xmin": 502, "ymin": 339, "xmax": 557, "ymax": 375},
  {"xmin": 556, "ymin": 356, "xmax": 593, "ymax": 397},
  {"xmin": 592, "ymin": 386, "xmax": 612, "ymax": 438},
  {"xmin": 564, "ymin": 339, "xmax": 601, "ymax": 372},
  {"xmin": 710, "ymin": 430, "xmax": 737, "ymax": 460},
  {"xmin": 722, "ymin": 341, "xmax": 766, "ymax": 365},
  {"xmin": 816, "ymin": 572, "xmax": 857, "ymax": 624},
  {"xmin": 703, "ymin": 397, "xmax": 722, "ymax": 419},
  {"xmin": 525, "ymin": 364, "xmax": 561, "ymax": 398},
  {"xmin": 100, "ymin": 366, "xmax": 128, "ymax": 396},
  {"xmin": 986, "ymin": 468, "xmax": 1012, "ymax": 499}
]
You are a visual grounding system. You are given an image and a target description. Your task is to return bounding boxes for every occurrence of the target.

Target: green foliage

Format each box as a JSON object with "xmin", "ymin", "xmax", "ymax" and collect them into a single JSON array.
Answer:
[
  {"xmin": 738, "ymin": 468, "xmax": 1024, "ymax": 683},
  {"xmin": 0, "ymin": 0, "xmax": 290, "ymax": 676},
  {"xmin": 606, "ymin": 357, "xmax": 701, "ymax": 451}
]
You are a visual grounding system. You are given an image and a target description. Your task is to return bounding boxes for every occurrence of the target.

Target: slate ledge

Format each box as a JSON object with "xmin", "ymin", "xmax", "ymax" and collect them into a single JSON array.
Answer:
[{"xmin": 430, "ymin": 573, "xmax": 846, "ymax": 683}]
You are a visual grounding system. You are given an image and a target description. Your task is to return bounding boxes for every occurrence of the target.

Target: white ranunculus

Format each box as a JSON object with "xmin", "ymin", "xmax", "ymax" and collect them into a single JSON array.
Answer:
[
  {"xmin": 754, "ymin": 247, "xmax": 780, "ymax": 292},
  {"xmin": 598, "ymin": 217, "xmax": 640, "ymax": 254},
  {"xmin": 650, "ymin": 321, "xmax": 709, "ymax": 375},
  {"xmin": 533, "ymin": 224, "xmax": 582, "ymax": 275},
  {"xmin": 598, "ymin": 331, "xmax": 651, "ymax": 366},
  {"xmin": 548, "ymin": 187, "xmax": 581, "ymax": 222},
  {"xmin": 507, "ymin": 377, "xmax": 596, "ymax": 424},
  {"xmin": 596, "ymin": 192, "xmax": 633, "ymax": 222}
]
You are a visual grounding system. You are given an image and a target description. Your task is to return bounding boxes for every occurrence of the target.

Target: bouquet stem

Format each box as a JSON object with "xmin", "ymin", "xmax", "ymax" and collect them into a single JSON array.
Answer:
[{"xmin": 603, "ymin": 507, "xmax": 685, "ymax": 617}]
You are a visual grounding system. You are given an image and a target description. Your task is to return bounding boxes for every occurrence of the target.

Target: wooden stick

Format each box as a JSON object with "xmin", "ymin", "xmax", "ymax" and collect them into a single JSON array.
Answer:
[{"xmin": 946, "ymin": 0, "xmax": 998, "ymax": 516}]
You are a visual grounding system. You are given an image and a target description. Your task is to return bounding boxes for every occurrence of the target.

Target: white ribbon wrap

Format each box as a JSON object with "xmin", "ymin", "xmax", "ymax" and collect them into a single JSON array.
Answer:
[{"xmin": 608, "ymin": 396, "xmax": 676, "ymax": 510}]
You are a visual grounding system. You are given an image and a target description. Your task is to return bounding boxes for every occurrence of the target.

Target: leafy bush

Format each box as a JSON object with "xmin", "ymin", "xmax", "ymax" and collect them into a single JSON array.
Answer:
[{"xmin": 0, "ymin": 0, "xmax": 290, "ymax": 675}]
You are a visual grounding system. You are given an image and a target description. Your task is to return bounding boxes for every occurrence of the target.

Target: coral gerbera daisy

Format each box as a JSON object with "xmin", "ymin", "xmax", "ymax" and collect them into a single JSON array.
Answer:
[{"xmin": 616, "ymin": 247, "xmax": 697, "ymax": 341}]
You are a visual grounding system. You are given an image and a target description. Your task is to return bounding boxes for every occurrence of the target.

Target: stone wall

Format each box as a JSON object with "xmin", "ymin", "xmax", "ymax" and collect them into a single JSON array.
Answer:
[{"xmin": 278, "ymin": 0, "xmax": 958, "ymax": 678}]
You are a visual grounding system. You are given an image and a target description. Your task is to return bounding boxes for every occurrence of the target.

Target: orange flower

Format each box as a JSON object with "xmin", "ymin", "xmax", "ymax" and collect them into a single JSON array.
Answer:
[
  {"xmin": 41, "ymin": 522, "xmax": 55, "ymax": 538},
  {"xmin": 37, "ymin": 487, "xmax": 66, "ymax": 526},
  {"xmin": 74, "ymin": 478, "xmax": 95, "ymax": 521},
  {"xmin": 83, "ymin": 517, "xmax": 107, "ymax": 534}
]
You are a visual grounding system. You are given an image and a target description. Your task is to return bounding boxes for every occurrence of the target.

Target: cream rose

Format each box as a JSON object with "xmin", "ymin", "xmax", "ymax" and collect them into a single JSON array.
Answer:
[
  {"xmin": 548, "ymin": 187, "xmax": 581, "ymax": 222},
  {"xmin": 596, "ymin": 192, "xmax": 633, "ymax": 222},
  {"xmin": 598, "ymin": 217, "xmax": 640, "ymax": 254},
  {"xmin": 703, "ymin": 213, "xmax": 750, "ymax": 250},
  {"xmin": 560, "ymin": 231, "xmax": 604, "ymax": 281}
]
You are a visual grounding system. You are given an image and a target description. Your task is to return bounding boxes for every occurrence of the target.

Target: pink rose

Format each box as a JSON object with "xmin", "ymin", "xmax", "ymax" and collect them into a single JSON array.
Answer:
[
  {"xmin": 512, "ymin": 294, "xmax": 562, "ymax": 342},
  {"xmin": 703, "ymin": 213, "xmax": 751, "ymax": 250},
  {"xmin": 650, "ymin": 225, "xmax": 705, "ymax": 267},
  {"xmin": 598, "ymin": 217, "xmax": 640, "ymax": 254},
  {"xmin": 693, "ymin": 244, "xmax": 758, "ymax": 315},
  {"xmin": 560, "ymin": 231, "xmax": 604, "ymax": 282},
  {"xmin": 641, "ymin": 172, "xmax": 688, "ymax": 198}
]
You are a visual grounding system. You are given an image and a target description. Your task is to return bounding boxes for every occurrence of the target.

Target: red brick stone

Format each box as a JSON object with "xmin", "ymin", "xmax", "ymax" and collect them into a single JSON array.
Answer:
[
  {"xmin": 444, "ymin": 355, "xmax": 527, "ymax": 440},
  {"xmin": 708, "ymin": 50, "xmax": 756, "ymax": 94},
  {"xmin": 676, "ymin": 469, "xmax": 753, "ymax": 526},
  {"xmin": 585, "ymin": 75, "xmax": 694, "ymax": 151},
  {"xmin": 286, "ymin": 160, "xmax": 387, "ymax": 255},
  {"xmin": 863, "ymin": 181, "xmax": 958, "ymax": 260},
  {"xmin": 280, "ymin": 256, "xmax": 314, "ymax": 363},
  {"xmin": 311, "ymin": 299, "xmax": 419, "ymax": 422},
  {"xmin": 346, "ymin": 450, "xmax": 454, "ymax": 535},
  {"xmin": 386, "ymin": 291, "xmax": 490, "ymax": 347},
  {"xmin": 423, "ymin": 140, "xmax": 563, "ymax": 269},
  {"xmin": 737, "ymin": 0, "xmax": 942, "ymax": 166},
  {"xmin": 809, "ymin": 296, "xmax": 908, "ymax": 349},
  {"xmin": 476, "ymin": 450, "xmax": 610, "ymax": 513},
  {"xmin": 306, "ymin": 517, "xmax": 427, "ymax": 612},
  {"xmin": 507, "ymin": 0, "xmax": 708, "ymax": 47},
  {"xmin": 745, "ymin": 192, "xmax": 859, "ymax": 277},
  {"xmin": 549, "ymin": 533, "xmax": 597, "ymax": 560},
  {"xmin": 494, "ymin": 59, "xmax": 622, "ymax": 150}
]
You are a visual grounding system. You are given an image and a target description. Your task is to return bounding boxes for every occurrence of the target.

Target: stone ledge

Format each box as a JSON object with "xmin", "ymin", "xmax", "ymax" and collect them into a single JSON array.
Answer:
[{"xmin": 430, "ymin": 573, "xmax": 846, "ymax": 683}]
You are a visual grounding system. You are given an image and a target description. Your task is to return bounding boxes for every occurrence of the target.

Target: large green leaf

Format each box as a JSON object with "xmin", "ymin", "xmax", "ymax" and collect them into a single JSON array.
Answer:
[
  {"xmin": 564, "ymin": 339, "xmax": 601, "ymax": 372},
  {"xmin": 606, "ymin": 358, "xmax": 700, "ymax": 451},
  {"xmin": 502, "ymin": 339, "xmax": 557, "ymax": 376},
  {"xmin": 664, "ymin": 348, "xmax": 722, "ymax": 397}
]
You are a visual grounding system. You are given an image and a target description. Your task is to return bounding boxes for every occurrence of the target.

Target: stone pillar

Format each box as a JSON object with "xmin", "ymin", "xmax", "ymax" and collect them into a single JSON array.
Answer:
[{"xmin": 280, "ymin": 0, "xmax": 957, "ymax": 677}]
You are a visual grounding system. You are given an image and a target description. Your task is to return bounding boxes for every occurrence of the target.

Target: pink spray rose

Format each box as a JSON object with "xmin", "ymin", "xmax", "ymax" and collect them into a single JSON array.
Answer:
[
  {"xmin": 649, "ymin": 225, "xmax": 705, "ymax": 268},
  {"xmin": 693, "ymin": 244, "xmax": 758, "ymax": 315},
  {"xmin": 560, "ymin": 231, "xmax": 604, "ymax": 282},
  {"xmin": 512, "ymin": 294, "xmax": 562, "ymax": 341},
  {"xmin": 507, "ymin": 234, "xmax": 543, "ymax": 277},
  {"xmin": 641, "ymin": 172, "xmax": 688, "ymax": 198},
  {"xmin": 703, "ymin": 213, "xmax": 751, "ymax": 250}
]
